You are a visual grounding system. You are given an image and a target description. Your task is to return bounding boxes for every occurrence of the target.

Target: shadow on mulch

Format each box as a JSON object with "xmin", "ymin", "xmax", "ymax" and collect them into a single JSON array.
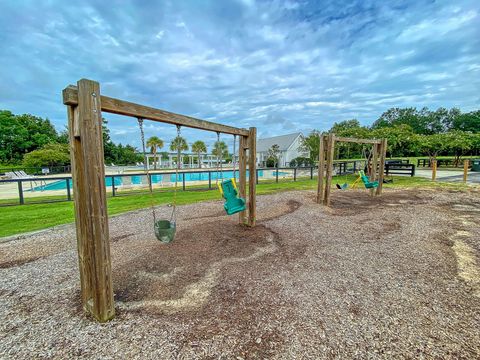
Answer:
[
  {"xmin": 113, "ymin": 223, "xmax": 279, "ymax": 305},
  {"xmin": 327, "ymin": 190, "xmax": 431, "ymax": 216},
  {"xmin": 0, "ymin": 256, "xmax": 44, "ymax": 269}
]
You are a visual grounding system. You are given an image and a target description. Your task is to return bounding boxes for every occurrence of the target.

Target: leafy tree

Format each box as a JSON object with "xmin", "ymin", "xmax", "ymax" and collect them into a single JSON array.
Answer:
[
  {"xmin": 289, "ymin": 156, "xmax": 314, "ymax": 167},
  {"xmin": 371, "ymin": 124, "xmax": 418, "ymax": 157},
  {"xmin": 330, "ymin": 119, "xmax": 362, "ymax": 133},
  {"xmin": 415, "ymin": 133, "xmax": 449, "ymax": 162},
  {"xmin": 146, "ymin": 136, "xmax": 164, "ymax": 170},
  {"xmin": 22, "ymin": 143, "xmax": 70, "ymax": 168},
  {"xmin": 372, "ymin": 107, "xmax": 443, "ymax": 135},
  {"xmin": 266, "ymin": 144, "xmax": 281, "ymax": 167},
  {"xmin": 102, "ymin": 118, "xmax": 142, "ymax": 165},
  {"xmin": 301, "ymin": 130, "xmax": 321, "ymax": 161},
  {"xmin": 449, "ymin": 110, "xmax": 480, "ymax": 132},
  {"xmin": 57, "ymin": 127, "xmax": 69, "ymax": 144},
  {"xmin": 443, "ymin": 131, "xmax": 475, "ymax": 166},
  {"xmin": 212, "ymin": 140, "xmax": 228, "ymax": 160},
  {"xmin": 0, "ymin": 110, "xmax": 59, "ymax": 164},
  {"xmin": 191, "ymin": 140, "xmax": 207, "ymax": 168},
  {"xmin": 329, "ymin": 120, "xmax": 372, "ymax": 159}
]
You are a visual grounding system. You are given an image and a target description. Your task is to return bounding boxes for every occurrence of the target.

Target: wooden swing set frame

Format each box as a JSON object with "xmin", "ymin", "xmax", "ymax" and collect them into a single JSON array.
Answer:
[
  {"xmin": 63, "ymin": 79, "xmax": 257, "ymax": 322},
  {"xmin": 317, "ymin": 133, "xmax": 387, "ymax": 205}
]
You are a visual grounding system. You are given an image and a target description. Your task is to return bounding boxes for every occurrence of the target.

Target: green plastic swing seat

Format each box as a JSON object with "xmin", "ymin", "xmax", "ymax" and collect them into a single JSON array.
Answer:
[
  {"xmin": 154, "ymin": 220, "xmax": 176, "ymax": 243},
  {"xmin": 359, "ymin": 171, "xmax": 379, "ymax": 189},
  {"xmin": 220, "ymin": 179, "xmax": 246, "ymax": 215}
]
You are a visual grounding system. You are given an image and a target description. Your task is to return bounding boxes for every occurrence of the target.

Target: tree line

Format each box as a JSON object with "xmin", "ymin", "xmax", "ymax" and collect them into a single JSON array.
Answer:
[
  {"xmin": 0, "ymin": 110, "xmax": 144, "ymax": 168},
  {"xmin": 0, "ymin": 109, "xmax": 232, "ymax": 170},
  {"xmin": 301, "ymin": 107, "xmax": 480, "ymax": 165}
]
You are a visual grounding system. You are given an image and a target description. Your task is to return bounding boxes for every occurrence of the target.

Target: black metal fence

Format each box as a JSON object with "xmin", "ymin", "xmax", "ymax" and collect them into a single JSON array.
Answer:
[
  {"xmin": 0, "ymin": 160, "xmax": 414, "ymax": 207},
  {"xmin": 0, "ymin": 165, "xmax": 71, "ymax": 176},
  {"xmin": 417, "ymin": 158, "xmax": 466, "ymax": 168}
]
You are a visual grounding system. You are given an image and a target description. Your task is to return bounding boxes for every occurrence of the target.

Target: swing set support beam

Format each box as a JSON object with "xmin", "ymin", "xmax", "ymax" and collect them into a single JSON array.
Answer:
[
  {"xmin": 317, "ymin": 133, "xmax": 387, "ymax": 206},
  {"xmin": 63, "ymin": 85, "xmax": 250, "ymax": 137},
  {"xmin": 63, "ymin": 79, "xmax": 256, "ymax": 322}
]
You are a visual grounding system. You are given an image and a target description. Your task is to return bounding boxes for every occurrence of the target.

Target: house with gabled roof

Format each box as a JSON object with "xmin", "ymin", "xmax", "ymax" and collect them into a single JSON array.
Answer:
[{"xmin": 256, "ymin": 132, "xmax": 309, "ymax": 167}]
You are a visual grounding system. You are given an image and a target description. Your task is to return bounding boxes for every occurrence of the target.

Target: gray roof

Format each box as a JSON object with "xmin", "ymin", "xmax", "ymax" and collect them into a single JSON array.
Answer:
[{"xmin": 257, "ymin": 132, "xmax": 302, "ymax": 152}]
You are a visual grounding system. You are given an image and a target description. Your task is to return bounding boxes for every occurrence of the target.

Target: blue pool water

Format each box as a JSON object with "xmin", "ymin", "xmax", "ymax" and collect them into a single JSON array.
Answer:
[{"xmin": 30, "ymin": 170, "xmax": 263, "ymax": 191}]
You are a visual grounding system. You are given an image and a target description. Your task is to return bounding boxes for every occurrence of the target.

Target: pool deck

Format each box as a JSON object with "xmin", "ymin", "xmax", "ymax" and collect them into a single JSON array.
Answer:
[{"xmin": 0, "ymin": 167, "xmax": 284, "ymax": 201}]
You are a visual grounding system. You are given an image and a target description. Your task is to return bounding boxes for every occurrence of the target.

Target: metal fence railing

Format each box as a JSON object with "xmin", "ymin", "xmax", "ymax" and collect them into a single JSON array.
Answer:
[{"xmin": 0, "ymin": 160, "xmax": 414, "ymax": 206}]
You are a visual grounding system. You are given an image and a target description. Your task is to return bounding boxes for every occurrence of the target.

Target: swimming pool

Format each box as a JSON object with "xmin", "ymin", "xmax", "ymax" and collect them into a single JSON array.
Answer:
[{"xmin": 29, "ymin": 170, "xmax": 264, "ymax": 191}]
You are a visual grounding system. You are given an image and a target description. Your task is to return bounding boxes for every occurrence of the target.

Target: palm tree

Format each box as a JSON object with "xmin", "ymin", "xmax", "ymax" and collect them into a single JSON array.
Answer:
[
  {"xmin": 191, "ymin": 140, "xmax": 207, "ymax": 168},
  {"xmin": 212, "ymin": 141, "xmax": 229, "ymax": 160},
  {"xmin": 170, "ymin": 136, "xmax": 189, "ymax": 168},
  {"xmin": 146, "ymin": 136, "xmax": 164, "ymax": 170}
]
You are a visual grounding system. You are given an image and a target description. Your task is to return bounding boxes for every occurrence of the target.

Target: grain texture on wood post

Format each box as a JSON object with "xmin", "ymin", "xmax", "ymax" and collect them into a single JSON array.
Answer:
[
  {"xmin": 317, "ymin": 133, "xmax": 326, "ymax": 204},
  {"xmin": 323, "ymin": 133, "xmax": 335, "ymax": 206},
  {"xmin": 247, "ymin": 127, "xmax": 257, "ymax": 227},
  {"xmin": 238, "ymin": 135, "xmax": 247, "ymax": 224},
  {"xmin": 370, "ymin": 143, "xmax": 379, "ymax": 196},
  {"xmin": 376, "ymin": 138, "xmax": 387, "ymax": 196},
  {"xmin": 68, "ymin": 79, "xmax": 115, "ymax": 322}
]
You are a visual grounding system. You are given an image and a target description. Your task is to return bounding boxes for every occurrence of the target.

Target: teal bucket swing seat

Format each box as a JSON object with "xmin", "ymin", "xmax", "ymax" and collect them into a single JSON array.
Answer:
[
  {"xmin": 359, "ymin": 170, "xmax": 379, "ymax": 189},
  {"xmin": 219, "ymin": 179, "xmax": 246, "ymax": 215}
]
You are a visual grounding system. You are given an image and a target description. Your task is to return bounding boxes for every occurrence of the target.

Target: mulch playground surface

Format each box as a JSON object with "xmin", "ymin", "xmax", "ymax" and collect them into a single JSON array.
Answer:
[{"xmin": 1, "ymin": 189, "xmax": 479, "ymax": 358}]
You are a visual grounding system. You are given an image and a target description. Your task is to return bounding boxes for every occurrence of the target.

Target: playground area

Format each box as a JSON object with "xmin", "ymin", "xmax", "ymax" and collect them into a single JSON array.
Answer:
[{"xmin": 1, "ymin": 189, "xmax": 479, "ymax": 358}]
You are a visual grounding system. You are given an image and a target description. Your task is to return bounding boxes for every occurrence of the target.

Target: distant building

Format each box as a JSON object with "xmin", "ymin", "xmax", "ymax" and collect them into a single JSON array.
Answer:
[{"xmin": 256, "ymin": 132, "xmax": 309, "ymax": 167}]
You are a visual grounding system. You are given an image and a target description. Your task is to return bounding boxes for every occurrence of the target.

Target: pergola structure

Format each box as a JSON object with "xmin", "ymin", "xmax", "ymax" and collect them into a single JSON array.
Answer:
[
  {"xmin": 144, "ymin": 152, "xmax": 217, "ymax": 169},
  {"xmin": 63, "ymin": 79, "xmax": 257, "ymax": 322},
  {"xmin": 317, "ymin": 133, "xmax": 387, "ymax": 205}
]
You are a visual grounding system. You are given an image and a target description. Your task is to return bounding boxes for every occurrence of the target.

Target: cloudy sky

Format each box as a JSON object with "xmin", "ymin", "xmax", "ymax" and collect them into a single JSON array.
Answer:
[{"xmin": 0, "ymin": 0, "xmax": 479, "ymax": 150}]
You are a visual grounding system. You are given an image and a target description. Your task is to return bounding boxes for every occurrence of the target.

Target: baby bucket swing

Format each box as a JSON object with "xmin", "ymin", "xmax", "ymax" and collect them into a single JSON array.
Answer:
[
  {"xmin": 215, "ymin": 132, "xmax": 246, "ymax": 215},
  {"xmin": 138, "ymin": 118, "xmax": 179, "ymax": 243}
]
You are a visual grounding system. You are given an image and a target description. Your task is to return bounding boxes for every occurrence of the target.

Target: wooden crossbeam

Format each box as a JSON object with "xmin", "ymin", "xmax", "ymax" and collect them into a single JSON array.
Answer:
[
  {"xmin": 333, "ymin": 136, "xmax": 382, "ymax": 145},
  {"xmin": 63, "ymin": 84, "xmax": 249, "ymax": 137}
]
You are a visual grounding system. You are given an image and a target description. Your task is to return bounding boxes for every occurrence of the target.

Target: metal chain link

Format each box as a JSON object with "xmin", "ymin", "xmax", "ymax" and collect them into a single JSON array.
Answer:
[
  {"xmin": 233, "ymin": 135, "xmax": 236, "ymax": 179},
  {"xmin": 171, "ymin": 125, "xmax": 181, "ymax": 223},
  {"xmin": 137, "ymin": 118, "xmax": 157, "ymax": 223}
]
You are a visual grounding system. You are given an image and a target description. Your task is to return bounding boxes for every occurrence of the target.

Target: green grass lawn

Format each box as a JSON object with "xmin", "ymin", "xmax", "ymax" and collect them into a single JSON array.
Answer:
[{"xmin": 0, "ymin": 176, "xmax": 473, "ymax": 238}]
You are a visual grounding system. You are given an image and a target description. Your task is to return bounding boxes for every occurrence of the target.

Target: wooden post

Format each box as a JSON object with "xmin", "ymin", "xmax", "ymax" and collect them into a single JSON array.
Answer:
[
  {"xmin": 323, "ymin": 133, "xmax": 335, "ymax": 206},
  {"xmin": 67, "ymin": 79, "xmax": 115, "ymax": 322},
  {"xmin": 463, "ymin": 159, "xmax": 469, "ymax": 183},
  {"xmin": 432, "ymin": 159, "xmax": 437, "ymax": 181},
  {"xmin": 238, "ymin": 135, "xmax": 247, "ymax": 224},
  {"xmin": 247, "ymin": 127, "xmax": 257, "ymax": 227},
  {"xmin": 376, "ymin": 138, "xmax": 387, "ymax": 195},
  {"xmin": 370, "ymin": 143, "xmax": 379, "ymax": 196},
  {"xmin": 316, "ymin": 133, "xmax": 326, "ymax": 204}
]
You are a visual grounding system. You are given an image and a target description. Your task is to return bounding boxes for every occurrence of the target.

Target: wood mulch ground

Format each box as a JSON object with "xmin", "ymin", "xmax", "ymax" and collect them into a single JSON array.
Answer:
[{"xmin": 0, "ymin": 188, "xmax": 479, "ymax": 359}]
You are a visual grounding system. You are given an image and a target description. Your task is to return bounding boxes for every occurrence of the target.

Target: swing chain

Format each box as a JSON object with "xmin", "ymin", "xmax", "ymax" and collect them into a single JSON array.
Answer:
[
  {"xmin": 233, "ymin": 135, "xmax": 236, "ymax": 179},
  {"xmin": 215, "ymin": 131, "xmax": 223, "ymax": 186},
  {"xmin": 171, "ymin": 125, "xmax": 181, "ymax": 223},
  {"xmin": 137, "ymin": 118, "xmax": 157, "ymax": 223}
]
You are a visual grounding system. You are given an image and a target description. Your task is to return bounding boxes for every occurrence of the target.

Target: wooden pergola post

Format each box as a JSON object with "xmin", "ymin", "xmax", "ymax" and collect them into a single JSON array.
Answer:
[
  {"xmin": 67, "ymin": 79, "xmax": 115, "ymax": 322},
  {"xmin": 247, "ymin": 127, "xmax": 257, "ymax": 227},
  {"xmin": 238, "ymin": 135, "xmax": 248, "ymax": 224},
  {"xmin": 316, "ymin": 133, "xmax": 326, "ymax": 203}
]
